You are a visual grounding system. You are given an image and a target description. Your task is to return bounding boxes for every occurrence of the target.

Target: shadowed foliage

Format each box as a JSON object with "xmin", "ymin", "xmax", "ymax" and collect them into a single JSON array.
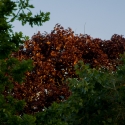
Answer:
[
  {"xmin": 0, "ymin": 0, "xmax": 50, "ymax": 124},
  {"xmin": 10, "ymin": 24, "xmax": 125, "ymax": 114}
]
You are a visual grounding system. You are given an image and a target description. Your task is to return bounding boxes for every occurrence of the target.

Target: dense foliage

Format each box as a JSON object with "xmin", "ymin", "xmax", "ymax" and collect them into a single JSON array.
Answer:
[
  {"xmin": 0, "ymin": 0, "xmax": 50, "ymax": 124},
  {"xmin": 1, "ymin": 0, "xmax": 125, "ymax": 124},
  {"xmin": 35, "ymin": 58, "xmax": 125, "ymax": 125},
  {"xmin": 12, "ymin": 24, "xmax": 125, "ymax": 114}
]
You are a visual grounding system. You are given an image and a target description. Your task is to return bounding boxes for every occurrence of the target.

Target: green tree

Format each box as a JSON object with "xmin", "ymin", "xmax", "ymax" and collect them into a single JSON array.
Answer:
[
  {"xmin": 35, "ymin": 55, "xmax": 125, "ymax": 125},
  {"xmin": 0, "ymin": 0, "xmax": 50, "ymax": 124}
]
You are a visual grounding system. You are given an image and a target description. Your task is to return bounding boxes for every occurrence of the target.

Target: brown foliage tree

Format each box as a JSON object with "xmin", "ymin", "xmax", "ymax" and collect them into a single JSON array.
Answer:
[{"xmin": 9, "ymin": 24, "xmax": 125, "ymax": 114}]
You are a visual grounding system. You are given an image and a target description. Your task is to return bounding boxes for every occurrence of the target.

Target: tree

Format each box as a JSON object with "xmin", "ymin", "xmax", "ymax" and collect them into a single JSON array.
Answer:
[
  {"xmin": 12, "ymin": 24, "xmax": 125, "ymax": 114},
  {"xmin": 0, "ymin": 0, "xmax": 50, "ymax": 124},
  {"xmin": 35, "ymin": 56, "xmax": 125, "ymax": 125},
  {"xmin": 1, "ymin": 0, "xmax": 125, "ymax": 124}
]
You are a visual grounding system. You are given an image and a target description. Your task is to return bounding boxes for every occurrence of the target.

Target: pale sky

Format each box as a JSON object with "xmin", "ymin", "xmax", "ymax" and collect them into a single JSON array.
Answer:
[{"xmin": 13, "ymin": 0, "xmax": 125, "ymax": 40}]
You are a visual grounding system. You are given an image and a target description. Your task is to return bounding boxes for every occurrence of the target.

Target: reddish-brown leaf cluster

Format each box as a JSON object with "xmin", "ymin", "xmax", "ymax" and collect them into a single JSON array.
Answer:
[{"xmin": 10, "ymin": 24, "xmax": 125, "ymax": 114}]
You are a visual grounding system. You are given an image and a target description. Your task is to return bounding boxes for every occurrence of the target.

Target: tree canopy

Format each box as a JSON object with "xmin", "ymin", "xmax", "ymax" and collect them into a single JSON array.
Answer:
[
  {"xmin": 0, "ymin": 0, "xmax": 50, "ymax": 124},
  {"xmin": 35, "ymin": 58, "xmax": 125, "ymax": 125},
  {"xmin": 1, "ymin": 0, "xmax": 125, "ymax": 124},
  {"xmin": 12, "ymin": 24, "xmax": 125, "ymax": 114}
]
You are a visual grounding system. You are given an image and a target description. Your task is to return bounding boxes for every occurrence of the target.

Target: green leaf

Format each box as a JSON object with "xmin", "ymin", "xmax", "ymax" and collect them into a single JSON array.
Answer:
[
  {"xmin": 21, "ymin": 114, "xmax": 36, "ymax": 125},
  {"xmin": 28, "ymin": 5, "xmax": 34, "ymax": 8}
]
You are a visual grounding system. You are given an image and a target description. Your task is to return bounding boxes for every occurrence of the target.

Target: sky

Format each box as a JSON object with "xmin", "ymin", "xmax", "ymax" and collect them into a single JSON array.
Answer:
[{"xmin": 13, "ymin": 0, "xmax": 125, "ymax": 40}]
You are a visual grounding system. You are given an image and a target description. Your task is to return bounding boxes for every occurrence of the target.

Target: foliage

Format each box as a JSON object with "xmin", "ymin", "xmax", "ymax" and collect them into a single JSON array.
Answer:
[
  {"xmin": 13, "ymin": 24, "xmax": 125, "ymax": 114},
  {"xmin": 0, "ymin": 0, "xmax": 50, "ymax": 124},
  {"xmin": 35, "ymin": 57, "xmax": 125, "ymax": 125},
  {"xmin": 1, "ymin": 0, "xmax": 125, "ymax": 124}
]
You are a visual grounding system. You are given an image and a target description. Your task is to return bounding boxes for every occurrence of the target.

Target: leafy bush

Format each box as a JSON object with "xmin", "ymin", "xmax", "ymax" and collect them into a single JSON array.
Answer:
[{"xmin": 35, "ymin": 55, "xmax": 125, "ymax": 125}]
